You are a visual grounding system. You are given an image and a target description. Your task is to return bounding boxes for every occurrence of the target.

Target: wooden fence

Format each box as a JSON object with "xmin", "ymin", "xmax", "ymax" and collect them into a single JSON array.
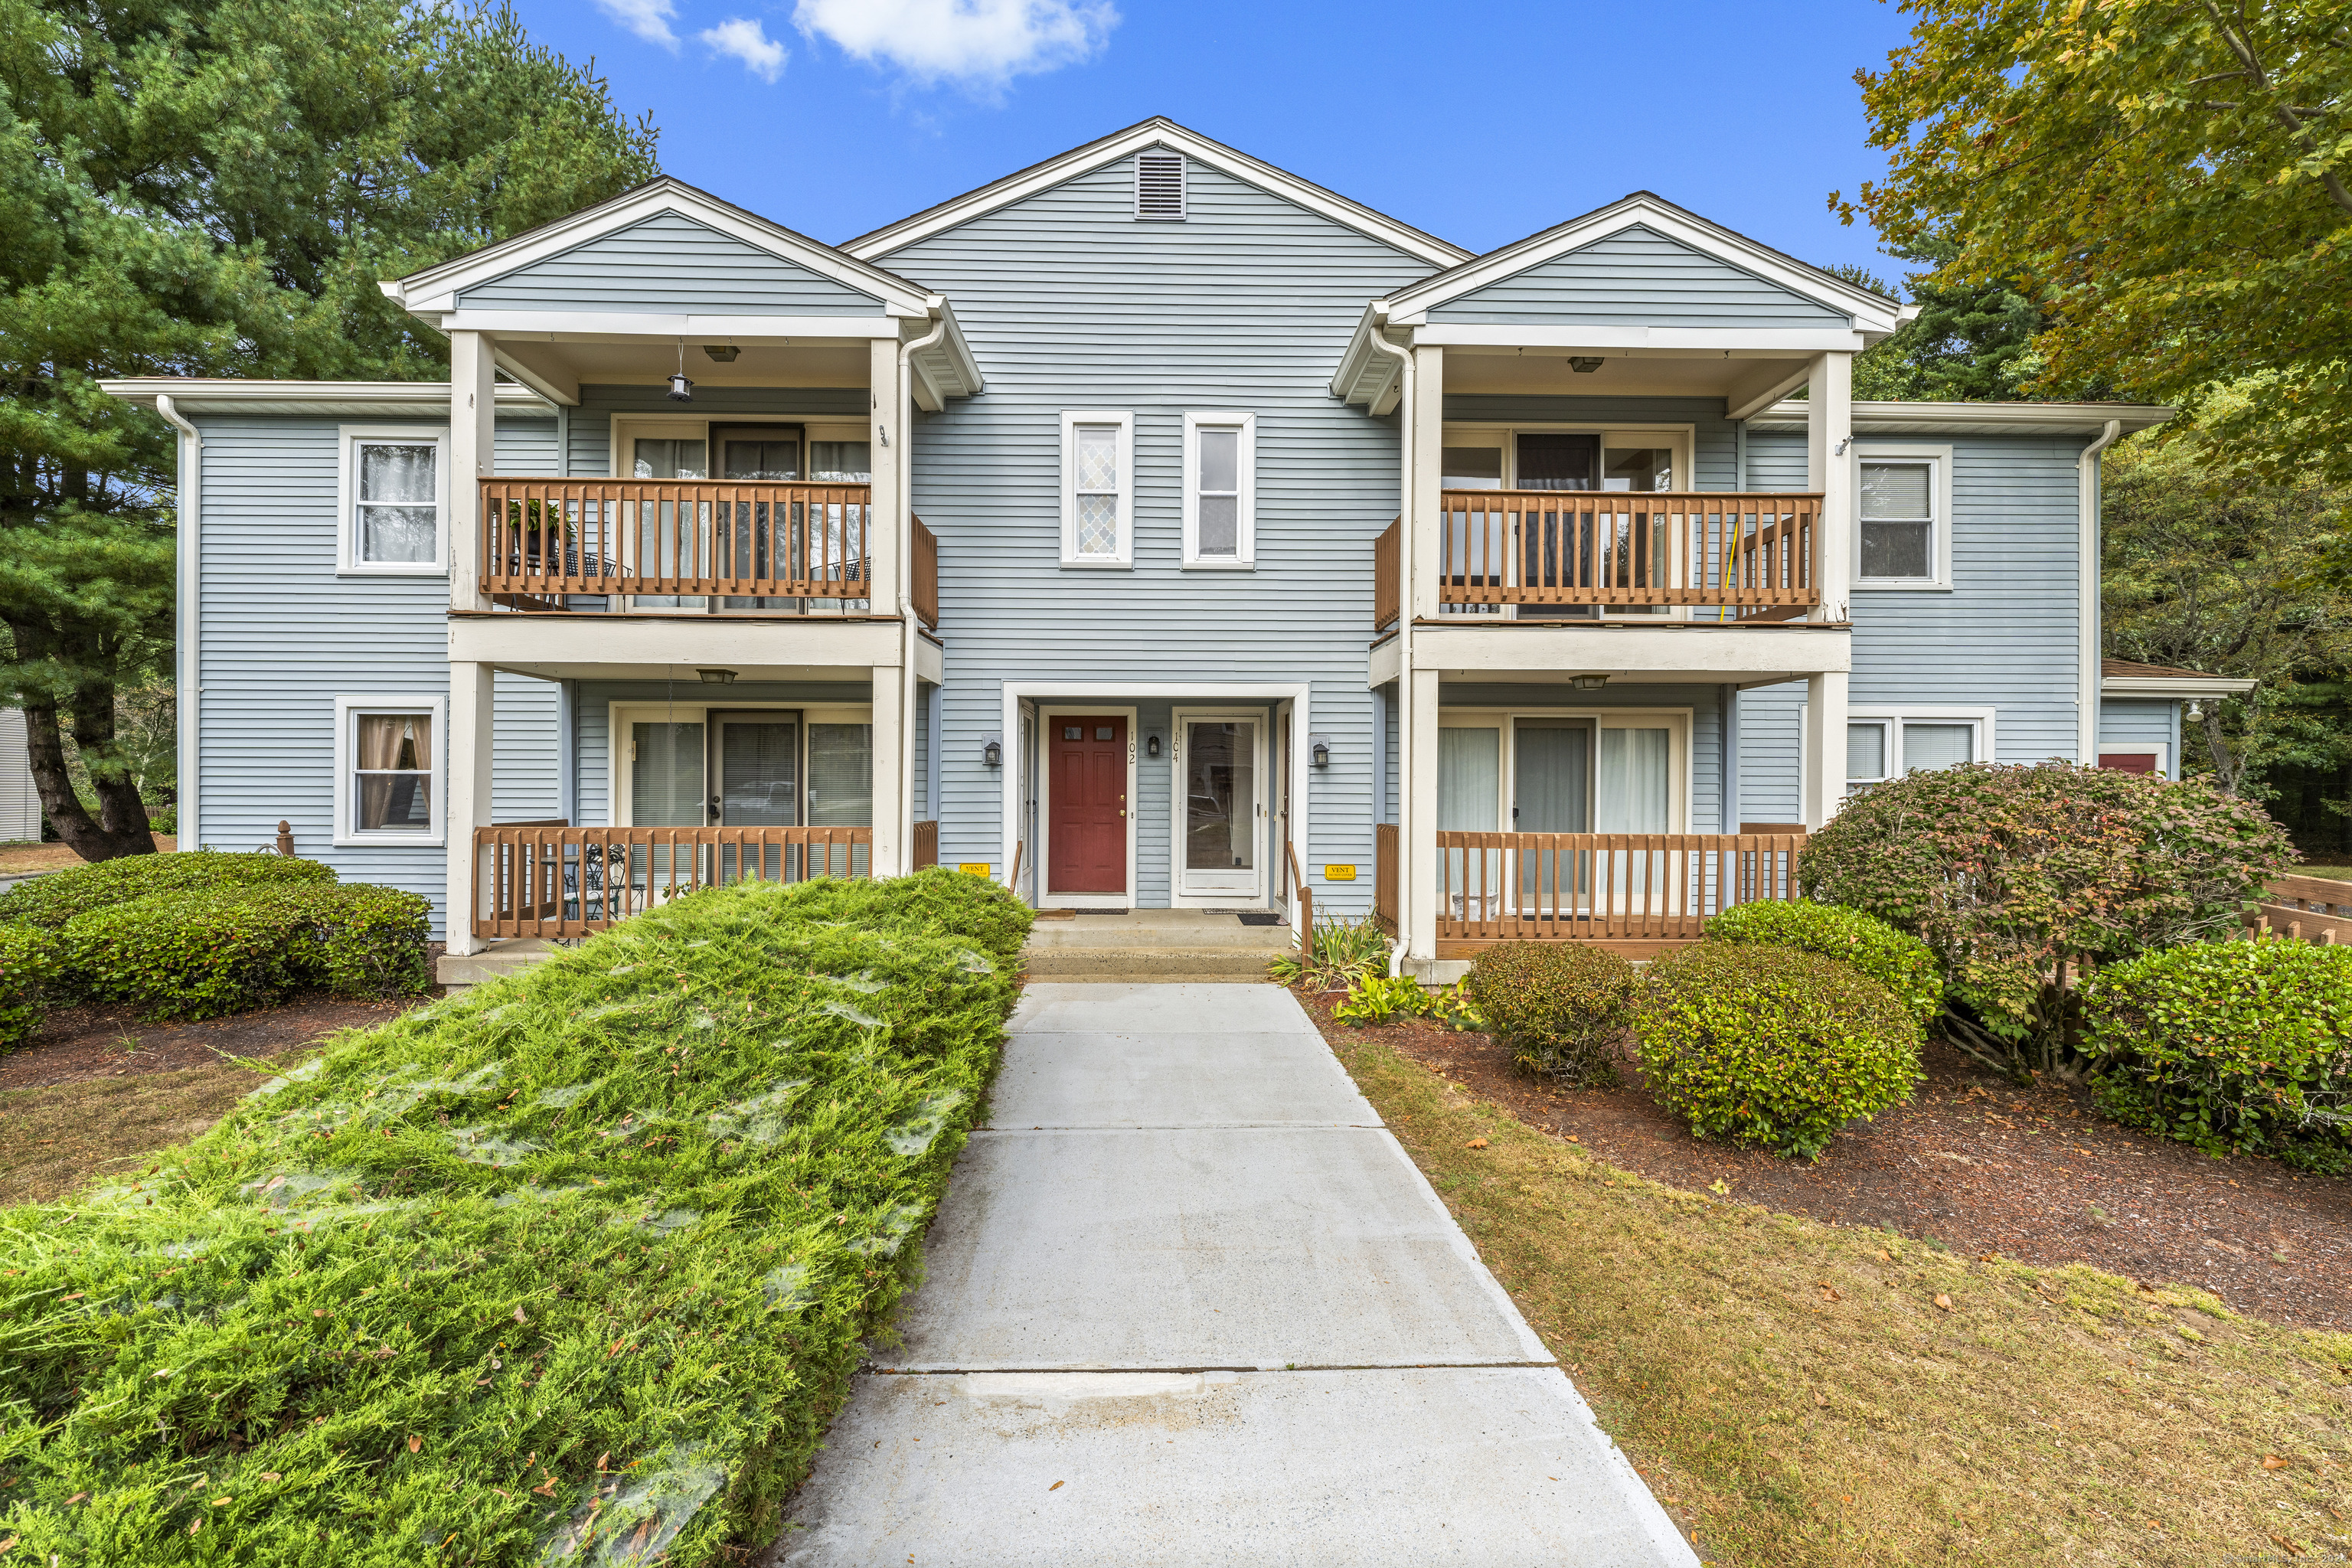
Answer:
[
  {"xmin": 1435, "ymin": 491, "xmax": 1819, "ymax": 618},
  {"xmin": 1433, "ymin": 831, "xmax": 1805, "ymax": 953},
  {"xmin": 2245, "ymin": 873, "xmax": 2352, "ymax": 944}
]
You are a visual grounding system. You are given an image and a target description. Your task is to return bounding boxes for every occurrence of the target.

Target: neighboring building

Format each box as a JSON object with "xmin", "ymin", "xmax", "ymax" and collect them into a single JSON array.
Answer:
[
  {"xmin": 2097, "ymin": 658, "xmax": 2256, "ymax": 778},
  {"xmin": 102, "ymin": 119, "xmax": 2182, "ymax": 977},
  {"xmin": 0, "ymin": 710, "xmax": 41, "ymax": 843}
]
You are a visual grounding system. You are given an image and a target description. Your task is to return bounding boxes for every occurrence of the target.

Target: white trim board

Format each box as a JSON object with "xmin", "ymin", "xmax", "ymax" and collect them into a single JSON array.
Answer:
[
  {"xmin": 1033, "ymin": 705, "xmax": 1141, "ymax": 910},
  {"xmin": 998, "ymin": 681, "xmax": 1312, "ymax": 907}
]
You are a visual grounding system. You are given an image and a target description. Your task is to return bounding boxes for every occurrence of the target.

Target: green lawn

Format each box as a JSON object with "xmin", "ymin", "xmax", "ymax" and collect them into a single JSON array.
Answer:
[{"xmin": 1337, "ymin": 1037, "xmax": 2352, "ymax": 1566}]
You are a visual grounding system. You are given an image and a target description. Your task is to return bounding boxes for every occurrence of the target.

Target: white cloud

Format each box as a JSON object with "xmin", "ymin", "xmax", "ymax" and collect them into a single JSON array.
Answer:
[
  {"xmin": 793, "ymin": 0, "xmax": 1116, "ymax": 87},
  {"xmin": 594, "ymin": 0, "xmax": 681, "ymax": 49},
  {"xmin": 700, "ymin": 17, "xmax": 789, "ymax": 81}
]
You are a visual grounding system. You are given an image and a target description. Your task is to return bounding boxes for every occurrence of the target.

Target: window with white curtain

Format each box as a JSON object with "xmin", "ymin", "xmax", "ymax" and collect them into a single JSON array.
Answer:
[
  {"xmin": 1183, "ymin": 413, "xmax": 1255, "ymax": 566},
  {"xmin": 339, "ymin": 427, "xmax": 446, "ymax": 573},
  {"xmin": 1596, "ymin": 728, "xmax": 1671, "ymax": 832},
  {"xmin": 334, "ymin": 695, "xmax": 443, "ymax": 845},
  {"xmin": 1060, "ymin": 411, "xmax": 1133, "ymax": 567}
]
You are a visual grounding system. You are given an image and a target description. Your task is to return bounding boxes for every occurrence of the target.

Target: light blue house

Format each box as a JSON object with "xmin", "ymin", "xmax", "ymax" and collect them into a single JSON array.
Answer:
[{"xmin": 102, "ymin": 119, "xmax": 2203, "ymax": 978}]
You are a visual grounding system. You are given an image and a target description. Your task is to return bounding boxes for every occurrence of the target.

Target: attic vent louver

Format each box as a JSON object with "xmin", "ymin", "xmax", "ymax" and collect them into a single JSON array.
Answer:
[{"xmin": 1134, "ymin": 152, "xmax": 1185, "ymax": 221}]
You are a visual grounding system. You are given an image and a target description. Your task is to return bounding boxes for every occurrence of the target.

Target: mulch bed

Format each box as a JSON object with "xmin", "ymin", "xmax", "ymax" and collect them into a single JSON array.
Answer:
[
  {"xmin": 1295, "ymin": 991, "xmax": 2352, "ymax": 1333},
  {"xmin": 0, "ymin": 987, "xmax": 444, "ymax": 1093}
]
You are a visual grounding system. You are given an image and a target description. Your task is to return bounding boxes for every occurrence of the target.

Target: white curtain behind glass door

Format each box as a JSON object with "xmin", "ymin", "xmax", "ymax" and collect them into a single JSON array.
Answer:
[
  {"xmin": 1437, "ymin": 727, "xmax": 1502, "ymax": 918},
  {"xmin": 1596, "ymin": 728, "xmax": 1671, "ymax": 907}
]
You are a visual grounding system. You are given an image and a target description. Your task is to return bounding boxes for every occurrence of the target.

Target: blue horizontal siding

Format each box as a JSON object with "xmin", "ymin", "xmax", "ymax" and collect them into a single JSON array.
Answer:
[
  {"xmin": 460, "ymin": 211, "xmax": 884, "ymax": 316},
  {"xmin": 1430, "ymin": 225, "xmax": 1850, "ymax": 330}
]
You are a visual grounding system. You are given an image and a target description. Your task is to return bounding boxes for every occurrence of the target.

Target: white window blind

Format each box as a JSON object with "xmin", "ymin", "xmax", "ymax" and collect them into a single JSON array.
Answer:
[
  {"xmin": 1859, "ymin": 459, "xmax": 1935, "ymax": 580},
  {"xmin": 1135, "ymin": 152, "xmax": 1185, "ymax": 220}
]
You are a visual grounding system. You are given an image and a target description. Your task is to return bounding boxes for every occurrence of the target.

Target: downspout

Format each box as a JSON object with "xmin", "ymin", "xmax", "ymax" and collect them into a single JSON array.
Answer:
[
  {"xmin": 1364, "ymin": 309, "xmax": 1414, "ymax": 977},
  {"xmin": 897, "ymin": 305, "xmax": 951, "ymax": 872},
  {"xmin": 156, "ymin": 394, "xmax": 200, "ymax": 846},
  {"xmin": 2076, "ymin": 419, "xmax": 2123, "ymax": 765}
]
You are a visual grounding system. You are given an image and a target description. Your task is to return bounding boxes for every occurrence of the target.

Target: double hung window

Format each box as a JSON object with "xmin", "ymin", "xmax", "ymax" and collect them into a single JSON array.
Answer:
[
  {"xmin": 1855, "ymin": 449, "xmax": 1951, "ymax": 587},
  {"xmin": 339, "ymin": 428, "xmax": 446, "ymax": 574},
  {"xmin": 1182, "ymin": 413, "xmax": 1255, "ymax": 567},
  {"xmin": 335, "ymin": 697, "xmax": 443, "ymax": 845}
]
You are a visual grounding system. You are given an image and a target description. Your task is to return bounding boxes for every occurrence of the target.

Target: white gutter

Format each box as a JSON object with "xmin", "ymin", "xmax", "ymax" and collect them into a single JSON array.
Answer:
[
  {"xmin": 155, "ymin": 394, "xmax": 200, "ymax": 847},
  {"xmin": 1364, "ymin": 309, "xmax": 1413, "ymax": 976},
  {"xmin": 897, "ymin": 304, "xmax": 951, "ymax": 871},
  {"xmin": 2077, "ymin": 419, "xmax": 2123, "ymax": 763}
]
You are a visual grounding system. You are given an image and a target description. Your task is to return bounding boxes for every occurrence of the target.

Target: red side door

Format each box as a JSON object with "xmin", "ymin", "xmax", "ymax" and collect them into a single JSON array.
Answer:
[
  {"xmin": 1048, "ymin": 716, "xmax": 1128, "ymax": 896},
  {"xmin": 2098, "ymin": 753, "xmax": 2159, "ymax": 774}
]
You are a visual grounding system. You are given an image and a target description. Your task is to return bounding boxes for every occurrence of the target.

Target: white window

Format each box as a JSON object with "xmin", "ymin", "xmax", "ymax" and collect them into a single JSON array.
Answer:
[
  {"xmin": 1844, "ymin": 708, "xmax": 1991, "ymax": 794},
  {"xmin": 1135, "ymin": 151, "xmax": 1185, "ymax": 220},
  {"xmin": 1060, "ymin": 411, "xmax": 1134, "ymax": 567},
  {"xmin": 334, "ymin": 695, "xmax": 444, "ymax": 845},
  {"xmin": 338, "ymin": 426, "xmax": 446, "ymax": 574},
  {"xmin": 1182, "ymin": 412, "xmax": 1256, "ymax": 567},
  {"xmin": 1854, "ymin": 446, "xmax": 1952, "ymax": 589}
]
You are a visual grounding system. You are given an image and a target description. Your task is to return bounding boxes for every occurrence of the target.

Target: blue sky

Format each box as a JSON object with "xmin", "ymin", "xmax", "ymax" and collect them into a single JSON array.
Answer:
[{"xmin": 517, "ymin": 0, "xmax": 1923, "ymax": 289}]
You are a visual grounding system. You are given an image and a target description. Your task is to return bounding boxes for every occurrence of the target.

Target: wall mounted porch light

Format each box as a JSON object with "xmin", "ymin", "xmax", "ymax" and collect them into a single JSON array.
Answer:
[
  {"xmin": 1572, "ymin": 673, "xmax": 1610, "ymax": 691},
  {"xmin": 668, "ymin": 338, "xmax": 694, "ymax": 402},
  {"xmin": 1145, "ymin": 731, "xmax": 1163, "ymax": 760},
  {"xmin": 1309, "ymin": 733, "xmax": 1331, "ymax": 768},
  {"xmin": 981, "ymin": 736, "xmax": 1003, "ymax": 768},
  {"xmin": 696, "ymin": 668, "xmax": 737, "ymax": 685},
  {"xmin": 1567, "ymin": 356, "xmax": 1605, "ymax": 374}
]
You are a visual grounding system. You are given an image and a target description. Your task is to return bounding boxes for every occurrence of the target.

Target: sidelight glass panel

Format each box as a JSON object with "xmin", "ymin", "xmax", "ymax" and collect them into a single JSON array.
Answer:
[
  {"xmin": 631, "ymin": 722, "xmax": 705, "ymax": 827},
  {"xmin": 808, "ymin": 722, "xmax": 873, "ymax": 877},
  {"xmin": 809, "ymin": 442, "xmax": 871, "ymax": 482},
  {"xmin": 1602, "ymin": 446, "xmax": 1673, "ymax": 492},
  {"xmin": 632, "ymin": 437, "xmax": 708, "ymax": 608},
  {"xmin": 1440, "ymin": 446, "xmax": 1503, "ymax": 490},
  {"xmin": 1437, "ymin": 726, "xmax": 1503, "ymax": 917},
  {"xmin": 1184, "ymin": 722, "xmax": 1254, "ymax": 871},
  {"xmin": 1596, "ymin": 729, "xmax": 1670, "ymax": 833}
]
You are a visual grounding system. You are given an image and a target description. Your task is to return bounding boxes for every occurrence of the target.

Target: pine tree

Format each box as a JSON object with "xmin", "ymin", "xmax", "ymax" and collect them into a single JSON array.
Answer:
[{"xmin": 0, "ymin": 0, "xmax": 658, "ymax": 858}]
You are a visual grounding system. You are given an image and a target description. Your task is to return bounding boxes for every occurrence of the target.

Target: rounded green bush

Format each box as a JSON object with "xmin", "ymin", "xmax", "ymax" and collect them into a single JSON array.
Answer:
[
  {"xmin": 1705, "ymin": 900, "xmax": 1942, "ymax": 1028},
  {"xmin": 2083, "ymin": 939, "xmax": 2352, "ymax": 1173},
  {"xmin": 0, "ymin": 850, "xmax": 335, "ymax": 931},
  {"xmin": 66, "ymin": 882, "xmax": 431, "ymax": 1021},
  {"xmin": 1467, "ymin": 942, "xmax": 1636, "ymax": 1085},
  {"xmin": 0, "ymin": 924, "xmax": 58, "ymax": 1050},
  {"xmin": 1636, "ymin": 943, "xmax": 1923, "ymax": 1159}
]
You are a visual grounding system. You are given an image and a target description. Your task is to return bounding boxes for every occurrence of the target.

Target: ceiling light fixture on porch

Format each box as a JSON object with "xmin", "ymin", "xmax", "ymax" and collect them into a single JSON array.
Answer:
[
  {"xmin": 703, "ymin": 345, "xmax": 740, "ymax": 362},
  {"xmin": 1568, "ymin": 356, "xmax": 1605, "ymax": 374},
  {"xmin": 668, "ymin": 338, "xmax": 694, "ymax": 402},
  {"xmin": 1572, "ymin": 673, "xmax": 1610, "ymax": 691},
  {"xmin": 696, "ymin": 668, "xmax": 736, "ymax": 684}
]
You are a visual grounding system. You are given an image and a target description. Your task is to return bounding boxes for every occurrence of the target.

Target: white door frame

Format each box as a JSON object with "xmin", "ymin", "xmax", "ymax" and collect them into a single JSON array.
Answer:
[
  {"xmin": 1001, "ymin": 681, "xmax": 1311, "ymax": 909},
  {"xmin": 1034, "ymin": 704, "xmax": 1139, "ymax": 910},
  {"xmin": 1168, "ymin": 707, "xmax": 1269, "ymax": 908}
]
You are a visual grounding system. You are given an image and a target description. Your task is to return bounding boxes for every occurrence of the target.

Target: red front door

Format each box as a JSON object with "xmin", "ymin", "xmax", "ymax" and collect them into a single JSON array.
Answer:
[{"xmin": 1048, "ymin": 715, "xmax": 1128, "ymax": 896}]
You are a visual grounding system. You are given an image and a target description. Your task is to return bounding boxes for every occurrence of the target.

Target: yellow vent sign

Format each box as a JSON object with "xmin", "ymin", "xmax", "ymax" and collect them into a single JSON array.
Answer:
[
  {"xmin": 957, "ymin": 862, "xmax": 992, "ymax": 877},
  {"xmin": 1324, "ymin": 864, "xmax": 1358, "ymax": 882}
]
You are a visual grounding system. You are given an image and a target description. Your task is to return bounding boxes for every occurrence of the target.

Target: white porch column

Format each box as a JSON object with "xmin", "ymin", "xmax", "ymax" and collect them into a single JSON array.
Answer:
[
  {"xmin": 868, "ymin": 337, "xmax": 903, "ymax": 617},
  {"xmin": 447, "ymin": 331, "xmax": 495, "ymax": 614},
  {"xmin": 443, "ymin": 661, "xmax": 495, "ymax": 955},
  {"xmin": 1802, "ymin": 670, "xmax": 1848, "ymax": 831},
  {"xmin": 869, "ymin": 662, "xmax": 906, "ymax": 876},
  {"xmin": 1408, "ymin": 345, "xmax": 1445, "ymax": 622},
  {"xmin": 1805, "ymin": 350, "xmax": 1854, "ymax": 625},
  {"xmin": 1403, "ymin": 665, "xmax": 1441, "ymax": 966}
]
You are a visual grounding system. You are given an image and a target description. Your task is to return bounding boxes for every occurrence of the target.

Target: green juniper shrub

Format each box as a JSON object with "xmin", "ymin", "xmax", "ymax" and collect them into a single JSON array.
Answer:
[
  {"xmin": 0, "ymin": 872, "xmax": 1027, "ymax": 1566},
  {"xmin": 1705, "ymin": 899, "xmax": 1943, "ymax": 1029},
  {"xmin": 1636, "ymin": 942, "xmax": 1923, "ymax": 1158},
  {"xmin": 1468, "ymin": 941, "xmax": 1636, "ymax": 1086},
  {"xmin": 1798, "ymin": 761, "xmax": 2288, "ymax": 1073},
  {"xmin": 2082, "ymin": 939, "xmax": 2352, "ymax": 1174},
  {"xmin": 0, "ymin": 849, "xmax": 335, "ymax": 930},
  {"xmin": 65, "ymin": 883, "xmax": 432, "ymax": 1021},
  {"xmin": 0, "ymin": 923, "xmax": 58, "ymax": 1050}
]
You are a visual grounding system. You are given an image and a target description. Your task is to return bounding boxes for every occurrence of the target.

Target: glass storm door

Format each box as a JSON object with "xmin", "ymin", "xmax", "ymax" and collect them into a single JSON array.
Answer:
[
  {"xmin": 713, "ymin": 425, "xmax": 801, "ymax": 610},
  {"xmin": 1181, "ymin": 719, "xmax": 1260, "ymax": 898},
  {"xmin": 1513, "ymin": 718, "xmax": 1593, "ymax": 910},
  {"xmin": 709, "ymin": 711, "xmax": 798, "ymax": 883}
]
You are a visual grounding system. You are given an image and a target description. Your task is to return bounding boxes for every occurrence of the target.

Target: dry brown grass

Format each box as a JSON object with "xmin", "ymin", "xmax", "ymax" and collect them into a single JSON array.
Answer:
[
  {"xmin": 0, "ymin": 1061, "xmax": 265, "ymax": 1204},
  {"xmin": 0, "ymin": 835, "xmax": 176, "ymax": 874},
  {"xmin": 1338, "ymin": 1037, "xmax": 2352, "ymax": 1566}
]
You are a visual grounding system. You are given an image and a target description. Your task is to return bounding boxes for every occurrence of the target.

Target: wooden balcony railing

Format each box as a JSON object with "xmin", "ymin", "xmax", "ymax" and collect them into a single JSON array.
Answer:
[
  {"xmin": 472, "ymin": 824, "xmax": 872, "ymax": 939},
  {"xmin": 1436, "ymin": 831, "xmax": 1805, "ymax": 946},
  {"xmin": 1373, "ymin": 518, "xmax": 1400, "ymax": 632},
  {"xmin": 479, "ymin": 478, "xmax": 872, "ymax": 611},
  {"xmin": 1436, "ymin": 491, "xmax": 1819, "ymax": 619},
  {"xmin": 911, "ymin": 516, "xmax": 940, "ymax": 629}
]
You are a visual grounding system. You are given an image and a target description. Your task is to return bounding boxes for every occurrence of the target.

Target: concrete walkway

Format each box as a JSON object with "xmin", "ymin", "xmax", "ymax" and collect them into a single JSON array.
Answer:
[{"xmin": 779, "ymin": 983, "xmax": 1700, "ymax": 1566}]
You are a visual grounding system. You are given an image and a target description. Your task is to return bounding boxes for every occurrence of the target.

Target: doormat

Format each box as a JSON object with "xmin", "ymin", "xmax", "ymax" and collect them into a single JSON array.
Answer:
[
  {"xmin": 1031, "ymin": 909, "xmax": 1076, "ymax": 920},
  {"xmin": 1235, "ymin": 911, "xmax": 1286, "ymax": 926}
]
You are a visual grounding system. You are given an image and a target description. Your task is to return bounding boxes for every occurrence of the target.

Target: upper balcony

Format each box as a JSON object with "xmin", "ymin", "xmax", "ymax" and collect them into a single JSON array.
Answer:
[{"xmin": 478, "ymin": 476, "xmax": 937, "ymax": 626}]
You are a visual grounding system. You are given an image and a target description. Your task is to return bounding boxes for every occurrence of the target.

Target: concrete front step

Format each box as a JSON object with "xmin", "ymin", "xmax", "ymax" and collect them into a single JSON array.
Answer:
[
  {"xmin": 1024, "ymin": 946, "xmax": 1280, "ymax": 981},
  {"xmin": 436, "ymin": 937, "xmax": 567, "ymax": 988}
]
